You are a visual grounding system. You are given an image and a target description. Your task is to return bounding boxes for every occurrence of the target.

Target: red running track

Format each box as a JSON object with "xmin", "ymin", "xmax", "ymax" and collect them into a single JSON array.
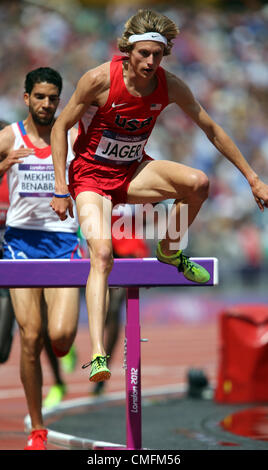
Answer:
[{"xmin": 0, "ymin": 322, "xmax": 218, "ymax": 450}]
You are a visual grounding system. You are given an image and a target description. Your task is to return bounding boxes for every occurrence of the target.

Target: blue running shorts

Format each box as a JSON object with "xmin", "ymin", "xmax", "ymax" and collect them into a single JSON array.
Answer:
[{"xmin": 3, "ymin": 226, "xmax": 81, "ymax": 260}]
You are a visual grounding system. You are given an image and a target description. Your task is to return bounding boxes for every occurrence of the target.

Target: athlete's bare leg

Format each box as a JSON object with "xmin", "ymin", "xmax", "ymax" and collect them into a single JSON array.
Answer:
[
  {"xmin": 10, "ymin": 286, "xmax": 79, "ymax": 430},
  {"xmin": 45, "ymin": 287, "xmax": 80, "ymax": 355},
  {"xmin": 127, "ymin": 160, "xmax": 209, "ymax": 254},
  {"xmin": 10, "ymin": 288, "xmax": 44, "ymax": 430},
  {"xmin": 75, "ymin": 191, "xmax": 113, "ymax": 358}
]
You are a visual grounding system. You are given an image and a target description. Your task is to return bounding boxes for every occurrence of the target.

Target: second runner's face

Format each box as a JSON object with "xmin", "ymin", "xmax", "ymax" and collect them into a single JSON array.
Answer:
[
  {"xmin": 24, "ymin": 82, "xmax": 60, "ymax": 126},
  {"xmin": 129, "ymin": 41, "xmax": 164, "ymax": 79}
]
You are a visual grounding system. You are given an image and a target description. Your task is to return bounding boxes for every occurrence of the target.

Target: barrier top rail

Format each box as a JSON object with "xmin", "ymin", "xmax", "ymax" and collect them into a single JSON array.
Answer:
[{"xmin": 0, "ymin": 258, "xmax": 218, "ymax": 288}]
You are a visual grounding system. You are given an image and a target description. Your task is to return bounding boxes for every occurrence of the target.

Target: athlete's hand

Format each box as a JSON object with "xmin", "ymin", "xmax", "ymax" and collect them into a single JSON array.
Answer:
[
  {"xmin": 250, "ymin": 177, "xmax": 268, "ymax": 211},
  {"xmin": 50, "ymin": 195, "xmax": 74, "ymax": 221},
  {"xmin": 0, "ymin": 145, "xmax": 34, "ymax": 173}
]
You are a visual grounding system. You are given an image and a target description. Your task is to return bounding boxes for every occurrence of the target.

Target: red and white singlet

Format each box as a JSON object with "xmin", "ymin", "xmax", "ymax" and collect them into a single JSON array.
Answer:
[
  {"xmin": 69, "ymin": 55, "xmax": 169, "ymax": 205},
  {"xmin": 0, "ymin": 173, "xmax": 9, "ymax": 249},
  {"xmin": 6, "ymin": 121, "xmax": 78, "ymax": 232}
]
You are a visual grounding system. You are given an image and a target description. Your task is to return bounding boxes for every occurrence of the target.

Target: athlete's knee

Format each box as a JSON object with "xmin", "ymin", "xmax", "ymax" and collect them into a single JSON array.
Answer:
[
  {"xmin": 20, "ymin": 327, "xmax": 44, "ymax": 359},
  {"xmin": 50, "ymin": 321, "xmax": 76, "ymax": 356},
  {"xmin": 90, "ymin": 244, "xmax": 114, "ymax": 274},
  {"xmin": 189, "ymin": 170, "xmax": 209, "ymax": 202},
  {"xmin": 49, "ymin": 324, "xmax": 76, "ymax": 351}
]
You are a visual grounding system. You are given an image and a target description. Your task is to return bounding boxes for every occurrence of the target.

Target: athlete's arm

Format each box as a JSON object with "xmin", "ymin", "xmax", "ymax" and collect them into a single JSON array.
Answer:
[
  {"xmin": 166, "ymin": 71, "xmax": 268, "ymax": 211},
  {"xmin": 70, "ymin": 127, "xmax": 78, "ymax": 151},
  {"xmin": 0, "ymin": 126, "xmax": 33, "ymax": 177},
  {"xmin": 51, "ymin": 64, "xmax": 110, "ymax": 220}
]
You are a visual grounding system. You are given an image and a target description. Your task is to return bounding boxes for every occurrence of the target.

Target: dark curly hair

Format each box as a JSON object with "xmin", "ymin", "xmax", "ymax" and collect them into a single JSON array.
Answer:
[{"xmin": 24, "ymin": 67, "xmax": 62, "ymax": 96}]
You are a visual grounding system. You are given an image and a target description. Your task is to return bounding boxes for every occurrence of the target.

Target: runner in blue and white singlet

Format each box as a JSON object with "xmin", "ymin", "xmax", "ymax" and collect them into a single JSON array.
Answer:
[
  {"xmin": 3, "ymin": 121, "xmax": 80, "ymax": 259},
  {"xmin": 0, "ymin": 67, "xmax": 81, "ymax": 449}
]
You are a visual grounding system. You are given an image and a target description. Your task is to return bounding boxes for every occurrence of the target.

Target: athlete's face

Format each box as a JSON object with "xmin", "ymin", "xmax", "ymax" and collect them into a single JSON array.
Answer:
[
  {"xmin": 24, "ymin": 82, "xmax": 60, "ymax": 126},
  {"xmin": 129, "ymin": 41, "xmax": 164, "ymax": 78}
]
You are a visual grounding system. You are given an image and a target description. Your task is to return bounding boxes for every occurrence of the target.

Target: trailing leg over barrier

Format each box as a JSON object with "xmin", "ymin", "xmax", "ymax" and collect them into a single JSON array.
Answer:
[{"xmin": 0, "ymin": 257, "xmax": 218, "ymax": 449}]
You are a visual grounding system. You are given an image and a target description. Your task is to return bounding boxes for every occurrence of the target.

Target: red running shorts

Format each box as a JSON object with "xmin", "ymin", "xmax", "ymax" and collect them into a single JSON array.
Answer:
[{"xmin": 68, "ymin": 154, "xmax": 152, "ymax": 206}]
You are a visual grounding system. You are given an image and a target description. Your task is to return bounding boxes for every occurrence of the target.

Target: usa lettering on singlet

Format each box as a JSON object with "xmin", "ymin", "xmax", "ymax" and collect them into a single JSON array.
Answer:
[
  {"xmin": 6, "ymin": 121, "xmax": 78, "ymax": 233},
  {"xmin": 74, "ymin": 55, "xmax": 169, "ymax": 166}
]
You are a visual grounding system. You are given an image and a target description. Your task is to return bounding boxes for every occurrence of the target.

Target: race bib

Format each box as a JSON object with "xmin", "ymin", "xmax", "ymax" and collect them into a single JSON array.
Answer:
[
  {"xmin": 18, "ymin": 163, "xmax": 55, "ymax": 197},
  {"xmin": 94, "ymin": 130, "xmax": 148, "ymax": 163}
]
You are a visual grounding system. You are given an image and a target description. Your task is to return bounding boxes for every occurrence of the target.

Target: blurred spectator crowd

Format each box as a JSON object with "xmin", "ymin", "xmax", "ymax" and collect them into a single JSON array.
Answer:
[{"xmin": 1, "ymin": 0, "xmax": 268, "ymax": 287}]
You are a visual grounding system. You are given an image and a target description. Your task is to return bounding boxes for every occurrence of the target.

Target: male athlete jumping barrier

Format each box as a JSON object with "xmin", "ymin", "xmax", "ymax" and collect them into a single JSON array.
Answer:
[{"xmin": 50, "ymin": 9, "xmax": 268, "ymax": 385}]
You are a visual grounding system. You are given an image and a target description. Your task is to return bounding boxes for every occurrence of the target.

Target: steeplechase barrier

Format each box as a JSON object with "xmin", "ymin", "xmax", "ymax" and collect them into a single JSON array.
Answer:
[{"xmin": 0, "ymin": 257, "xmax": 218, "ymax": 449}]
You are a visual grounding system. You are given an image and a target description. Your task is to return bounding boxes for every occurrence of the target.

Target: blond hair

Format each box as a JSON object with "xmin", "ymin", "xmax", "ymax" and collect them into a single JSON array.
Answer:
[{"xmin": 118, "ymin": 9, "xmax": 179, "ymax": 56}]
